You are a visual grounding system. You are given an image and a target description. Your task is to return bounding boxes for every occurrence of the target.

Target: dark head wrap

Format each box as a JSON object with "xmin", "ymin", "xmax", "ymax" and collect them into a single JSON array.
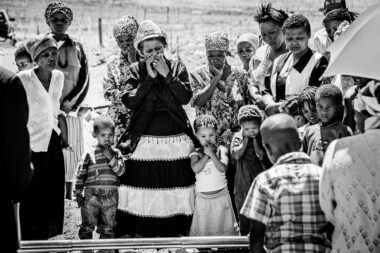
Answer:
[
  {"xmin": 45, "ymin": 1, "xmax": 73, "ymax": 25},
  {"xmin": 323, "ymin": 8, "xmax": 353, "ymax": 25}
]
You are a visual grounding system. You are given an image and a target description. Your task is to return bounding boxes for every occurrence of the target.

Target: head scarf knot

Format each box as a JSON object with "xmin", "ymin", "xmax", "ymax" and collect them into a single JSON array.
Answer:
[
  {"xmin": 45, "ymin": 1, "xmax": 73, "ymax": 25},
  {"xmin": 112, "ymin": 16, "xmax": 139, "ymax": 39},
  {"xmin": 205, "ymin": 31, "xmax": 229, "ymax": 52}
]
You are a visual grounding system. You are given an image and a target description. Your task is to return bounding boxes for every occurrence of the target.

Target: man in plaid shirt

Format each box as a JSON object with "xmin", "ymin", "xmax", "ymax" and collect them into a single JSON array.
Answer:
[{"xmin": 241, "ymin": 114, "xmax": 331, "ymax": 252}]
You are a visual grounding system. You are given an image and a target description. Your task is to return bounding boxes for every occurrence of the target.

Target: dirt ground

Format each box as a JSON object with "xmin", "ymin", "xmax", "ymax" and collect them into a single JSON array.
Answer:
[{"xmin": 0, "ymin": 0, "xmax": 378, "ymax": 244}]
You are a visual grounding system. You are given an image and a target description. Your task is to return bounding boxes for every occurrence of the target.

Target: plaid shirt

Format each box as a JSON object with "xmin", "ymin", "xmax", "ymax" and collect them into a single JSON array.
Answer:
[{"xmin": 241, "ymin": 152, "xmax": 331, "ymax": 252}]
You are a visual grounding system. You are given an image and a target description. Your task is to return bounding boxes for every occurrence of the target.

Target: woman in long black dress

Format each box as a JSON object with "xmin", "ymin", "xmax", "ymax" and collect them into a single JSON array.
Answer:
[{"xmin": 115, "ymin": 20, "xmax": 199, "ymax": 237}]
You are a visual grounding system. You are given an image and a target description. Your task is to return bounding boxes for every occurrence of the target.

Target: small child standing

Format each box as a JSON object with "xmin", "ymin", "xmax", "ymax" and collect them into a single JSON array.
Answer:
[
  {"xmin": 230, "ymin": 105, "xmax": 271, "ymax": 235},
  {"xmin": 302, "ymin": 84, "xmax": 352, "ymax": 166},
  {"xmin": 297, "ymin": 86, "xmax": 320, "ymax": 138},
  {"xmin": 190, "ymin": 115, "xmax": 239, "ymax": 236},
  {"xmin": 74, "ymin": 116, "xmax": 125, "ymax": 242}
]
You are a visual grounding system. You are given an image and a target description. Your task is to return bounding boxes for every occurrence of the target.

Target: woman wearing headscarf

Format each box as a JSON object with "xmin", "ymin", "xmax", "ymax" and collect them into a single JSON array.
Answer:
[
  {"xmin": 263, "ymin": 14, "xmax": 328, "ymax": 115},
  {"xmin": 319, "ymin": 80, "xmax": 380, "ymax": 253},
  {"xmin": 249, "ymin": 3, "xmax": 289, "ymax": 109},
  {"xmin": 103, "ymin": 16, "xmax": 139, "ymax": 143},
  {"xmin": 114, "ymin": 20, "xmax": 199, "ymax": 238},
  {"xmin": 44, "ymin": 1, "xmax": 90, "ymax": 200},
  {"xmin": 190, "ymin": 31, "xmax": 250, "ymax": 148},
  {"xmin": 18, "ymin": 35, "xmax": 65, "ymax": 240}
]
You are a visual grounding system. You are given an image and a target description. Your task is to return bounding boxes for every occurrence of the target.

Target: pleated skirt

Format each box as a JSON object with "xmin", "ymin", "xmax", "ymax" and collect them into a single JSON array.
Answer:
[{"xmin": 115, "ymin": 111, "xmax": 195, "ymax": 237}]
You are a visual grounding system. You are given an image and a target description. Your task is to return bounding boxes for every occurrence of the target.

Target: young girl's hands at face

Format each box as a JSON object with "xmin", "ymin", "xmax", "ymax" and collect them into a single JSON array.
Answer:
[{"xmin": 203, "ymin": 142, "xmax": 217, "ymax": 158}]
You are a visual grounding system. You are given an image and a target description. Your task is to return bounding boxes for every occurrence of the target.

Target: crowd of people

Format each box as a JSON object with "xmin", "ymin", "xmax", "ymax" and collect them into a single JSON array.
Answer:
[{"xmin": 3, "ymin": 0, "xmax": 380, "ymax": 252}]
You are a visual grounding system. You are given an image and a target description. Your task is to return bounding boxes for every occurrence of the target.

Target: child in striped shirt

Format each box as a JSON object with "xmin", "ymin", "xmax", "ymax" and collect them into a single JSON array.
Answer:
[{"xmin": 74, "ymin": 116, "xmax": 125, "ymax": 240}]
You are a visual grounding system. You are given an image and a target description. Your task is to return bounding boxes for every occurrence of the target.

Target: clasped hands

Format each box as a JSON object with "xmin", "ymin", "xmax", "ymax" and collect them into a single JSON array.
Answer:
[{"xmin": 146, "ymin": 54, "xmax": 170, "ymax": 79}]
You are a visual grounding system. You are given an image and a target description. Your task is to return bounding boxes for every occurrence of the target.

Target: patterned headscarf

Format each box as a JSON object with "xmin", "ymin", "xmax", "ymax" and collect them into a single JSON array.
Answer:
[
  {"xmin": 193, "ymin": 114, "xmax": 218, "ymax": 133},
  {"xmin": 236, "ymin": 33, "xmax": 260, "ymax": 52},
  {"xmin": 26, "ymin": 34, "xmax": 57, "ymax": 61},
  {"xmin": 112, "ymin": 16, "xmax": 139, "ymax": 39},
  {"xmin": 354, "ymin": 80, "xmax": 380, "ymax": 130},
  {"xmin": 45, "ymin": 1, "xmax": 73, "ymax": 25},
  {"xmin": 205, "ymin": 31, "xmax": 229, "ymax": 52}
]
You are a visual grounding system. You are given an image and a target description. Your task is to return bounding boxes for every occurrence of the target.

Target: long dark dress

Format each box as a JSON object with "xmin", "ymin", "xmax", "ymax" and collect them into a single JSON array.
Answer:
[
  {"xmin": 20, "ymin": 131, "xmax": 65, "ymax": 239},
  {"xmin": 115, "ymin": 59, "xmax": 199, "ymax": 237},
  {"xmin": 1, "ymin": 67, "xmax": 32, "ymax": 252}
]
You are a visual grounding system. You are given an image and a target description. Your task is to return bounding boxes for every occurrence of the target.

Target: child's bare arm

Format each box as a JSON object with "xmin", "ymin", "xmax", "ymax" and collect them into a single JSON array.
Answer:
[
  {"xmin": 231, "ymin": 135, "xmax": 249, "ymax": 160},
  {"xmin": 190, "ymin": 151, "xmax": 209, "ymax": 174},
  {"xmin": 58, "ymin": 114, "xmax": 69, "ymax": 148}
]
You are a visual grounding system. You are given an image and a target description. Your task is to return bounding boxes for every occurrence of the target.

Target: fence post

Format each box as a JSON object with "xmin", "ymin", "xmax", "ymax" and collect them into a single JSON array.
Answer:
[
  {"xmin": 98, "ymin": 18, "xmax": 103, "ymax": 47},
  {"xmin": 167, "ymin": 7, "xmax": 170, "ymax": 24},
  {"xmin": 36, "ymin": 24, "xmax": 39, "ymax": 35},
  {"xmin": 144, "ymin": 8, "xmax": 147, "ymax": 20},
  {"xmin": 176, "ymin": 35, "xmax": 180, "ymax": 60}
]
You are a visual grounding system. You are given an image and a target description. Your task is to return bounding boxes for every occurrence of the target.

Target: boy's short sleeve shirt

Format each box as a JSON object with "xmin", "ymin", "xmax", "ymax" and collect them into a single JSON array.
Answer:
[
  {"xmin": 240, "ymin": 174, "xmax": 272, "ymax": 225},
  {"xmin": 240, "ymin": 152, "xmax": 330, "ymax": 252}
]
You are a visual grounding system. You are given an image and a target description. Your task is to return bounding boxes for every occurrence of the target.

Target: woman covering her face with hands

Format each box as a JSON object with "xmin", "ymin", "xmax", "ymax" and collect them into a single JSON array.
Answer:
[
  {"xmin": 103, "ymin": 15, "xmax": 139, "ymax": 143},
  {"xmin": 115, "ymin": 20, "xmax": 199, "ymax": 238},
  {"xmin": 190, "ymin": 31, "xmax": 250, "ymax": 148}
]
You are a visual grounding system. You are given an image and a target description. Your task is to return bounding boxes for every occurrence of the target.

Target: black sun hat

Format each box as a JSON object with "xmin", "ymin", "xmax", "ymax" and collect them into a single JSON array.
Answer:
[{"xmin": 319, "ymin": 0, "xmax": 347, "ymax": 14}]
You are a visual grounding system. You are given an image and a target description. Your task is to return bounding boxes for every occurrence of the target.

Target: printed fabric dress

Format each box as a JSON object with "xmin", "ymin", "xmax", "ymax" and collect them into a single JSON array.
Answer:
[
  {"xmin": 190, "ymin": 64, "xmax": 250, "ymax": 147},
  {"xmin": 103, "ymin": 52, "xmax": 134, "ymax": 142},
  {"xmin": 114, "ymin": 58, "xmax": 199, "ymax": 237}
]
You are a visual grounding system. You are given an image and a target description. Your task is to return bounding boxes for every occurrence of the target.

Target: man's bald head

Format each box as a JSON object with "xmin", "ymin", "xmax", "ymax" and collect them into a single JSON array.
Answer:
[{"xmin": 260, "ymin": 114, "xmax": 300, "ymax": 164}]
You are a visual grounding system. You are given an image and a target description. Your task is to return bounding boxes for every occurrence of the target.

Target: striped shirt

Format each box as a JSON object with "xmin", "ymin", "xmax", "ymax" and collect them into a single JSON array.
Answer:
[
  {"xmin": 241, "ymin": 152, "xmax": 331, "ymax": 252},
  {"xmin": 75, "ymin": 146, "xmax": 125, "ymax": 192}
]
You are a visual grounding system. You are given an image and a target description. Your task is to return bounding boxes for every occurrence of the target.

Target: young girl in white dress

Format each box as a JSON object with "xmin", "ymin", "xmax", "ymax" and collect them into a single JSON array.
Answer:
[{"xmin": 189, "ymin": 114, "xmax": 239, "ymax": 236}]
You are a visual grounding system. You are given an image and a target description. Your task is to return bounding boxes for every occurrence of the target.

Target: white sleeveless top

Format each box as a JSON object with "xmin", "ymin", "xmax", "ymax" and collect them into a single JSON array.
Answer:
[
  {"xmin": 190, "ymin": 151, "xmax": 227, "ymax": 193},
  {"xmin": 18, "ymin": 69, "xmax": 64, "ymax": 152},
  {"xmin": 270, "ymin": 51, "xmax": 324, "ymax": 101}
]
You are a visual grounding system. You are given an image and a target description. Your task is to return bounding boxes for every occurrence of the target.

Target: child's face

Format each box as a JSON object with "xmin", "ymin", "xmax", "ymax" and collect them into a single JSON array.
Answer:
[
  {"xmin": 196, "ymin": 127, "xmax": 217, "ymax": 147},
  {"xmin": 93, "ymin": 127, "xmax": 115, "ymax": 148},
  {"xmin": 301, "ymin": 102, "xmax": 319, "ymax": 125},
  {"xmin": 325, "ymin": 20, "xmax": 343, "ymax": 41},
  {"xmin": 294, "ymin": 114, "xmax": 307, "ymax": 128},
  {"xmin": 16, "ymin": 56, "xmax": 34, "ymax": 72},
  {"xmin": 316, "ymin": 97, "xmax": 342, "ymax": 124},
  {"xmin": 237, "ymin": 42, "xmax": 255, "ymax": 67},
  {"xmin": 241, "ymin": 120, "xmax": 260, "ymax": 138}
]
